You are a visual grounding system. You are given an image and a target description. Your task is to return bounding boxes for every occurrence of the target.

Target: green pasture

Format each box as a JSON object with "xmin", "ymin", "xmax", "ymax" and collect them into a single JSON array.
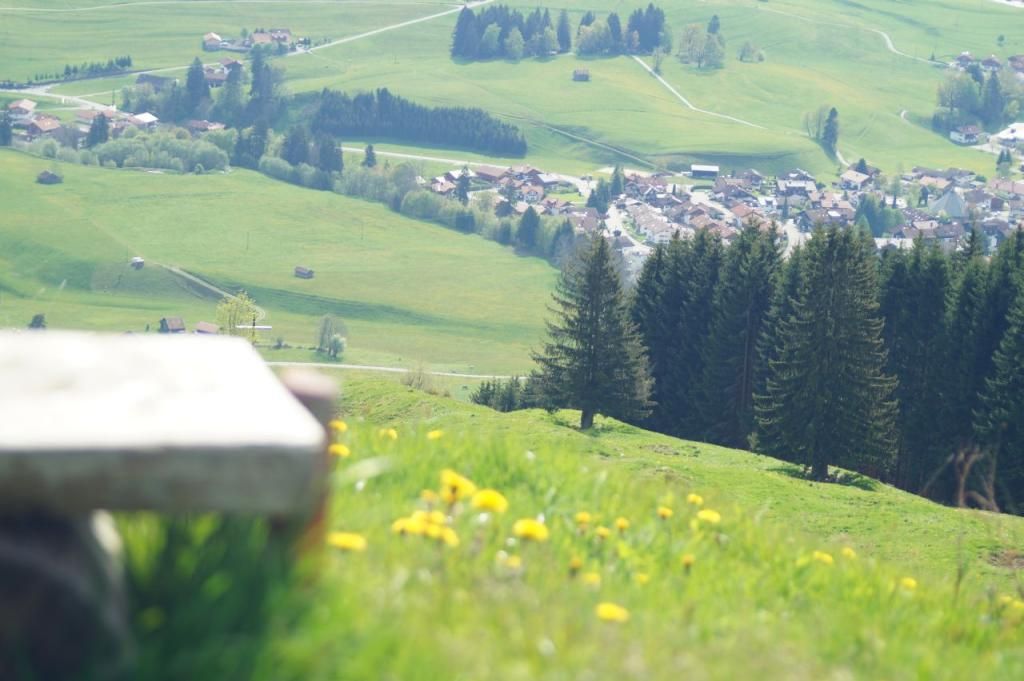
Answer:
[
  {"xmin": 118, "ymin": 374, "xmax": 1024, "ymax": 679},
  {"xmin": 0, "ymin": 149, "xmax": 556, "ymax": 374}
]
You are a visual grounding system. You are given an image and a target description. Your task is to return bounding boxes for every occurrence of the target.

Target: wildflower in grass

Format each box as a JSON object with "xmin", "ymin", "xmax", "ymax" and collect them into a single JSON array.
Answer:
[
  {"xmin": 657, "ymin": 506, "xmax": 673, "ymax": 520},
  {"xmin": 378, "ymin": 427, "xmax": 398, "ymax": 440},
  {"xmin": 440, "ymin": 468, "xmax": 477, "ymax": 504},
  {"xmin": 427, "ymin": 429, "xmax": 444, "ymax": 440},
  {"xmin": 634, "ymin": 573, "xmax": 650, "ymax": 586},
  {"xmin": 427, "ymin": 510, "xmax": 446, "ymax": 525},
  {"xmin": 440, "ymin": 527, "xmax": 459, "ymax": 548},
  {"xmin": 425, "ymin": 523, "xmax": 444, "ymax": 540},
  {"xmin": 841, "ymin": 547, "xmax": 857, "ymax": 560},
  {"xmin": 505, "ymin": 554, "xmax": 522, "ymax": 569},
  {"xmin": 812, "ymin": 550, "xmax": 834, "ymax": 566},
  {"xmin": 569, "ymin": 556, "xmax": 583, "ymax": 577},
  {"xmin": 327, "ymin": 532, "xmax": 367, "ymax": 552},
  {"xmin": 471, "ymin": 489, "xmax": 509, "ymax": 513},
  {"xmin": 328, "ymin": 419, "xmax": 348, "ymax": 433},
  {"xmin": 582, "ymin": 571, "xmax": 601, "ymax": 587},
  {"xmin": 687, "ymin": 493, "xmax": 704, "ymax": 507},
  {"xmin": 513, "ymin": 518, "xmax": 549, "ymax": 542},
  {"xmin": 595, "ymin": 526, "xmax": 611, "ymax": 540},
  {"xmin": 595, "ymin": 602, "xmax": 630, "ymax": 623},
  {"xmin": 420, "ymin": 489, "xmax": 439, "ymax": 505},
  {"xmin": 391, "ymin": 517, "xmax": 410, "ymax": 534},
  {"xmin": 328, "ymin": 443, "xmax": 351, "ymax": 458},
  {"xmin": 615, "ymin": 517, "xmax": 629, "ymax": 533},
  {"xmin": 696, "ymin": 509, "xmax": 721, "ymax": 524},
  {"xmin": 900, "ymin": 577, "xmax": 918, "ymax": 592},
  {"xmin": 575, "ymin": 511, "xmax": 593, "ymax": 527},
  {"xmin": 681, "ymin": 553, "xmax": 695, "ymax": 571}
]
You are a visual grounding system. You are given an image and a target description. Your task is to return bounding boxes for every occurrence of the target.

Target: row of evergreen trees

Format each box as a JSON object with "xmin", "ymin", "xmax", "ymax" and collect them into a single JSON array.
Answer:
[
  {"xmin": 529, "ymin": 225, "xmax": 1024, "ymax": 514},
  {"xmin": 311, "ymin": 88, "xmax": 527, "ymax": 157}
]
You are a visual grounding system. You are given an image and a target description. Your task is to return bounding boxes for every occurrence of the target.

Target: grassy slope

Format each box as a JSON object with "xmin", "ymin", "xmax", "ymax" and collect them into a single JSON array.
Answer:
[
  {"xmin": 339, "ymin": 374, "xmax": 1024, "ymax": 589},
  {"xmin": 118, "ymin": 372, "xmax": 1024, "ymax": 680},
  {"xmin": 0, "ymin": 149, "xmax": 556, "ymax": 373}
]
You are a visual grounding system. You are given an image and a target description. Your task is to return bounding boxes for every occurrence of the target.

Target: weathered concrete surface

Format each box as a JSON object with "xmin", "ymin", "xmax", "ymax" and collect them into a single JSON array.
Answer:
[{"xmin": 0, "ymin": 331, "xmax": 329, "ymax": 514}]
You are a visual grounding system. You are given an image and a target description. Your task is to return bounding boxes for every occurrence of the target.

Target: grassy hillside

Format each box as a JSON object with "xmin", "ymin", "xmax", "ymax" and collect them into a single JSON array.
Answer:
[
  {"xmin": 0, "ymin": 149, "xmax": 556, "ymax": 373},
  {"xmin": 121, "ymin": 374, "xmax": 1024, "ymax": 680},
  {"xmin": 7, "ymin": 0, "xmax": 1017, "ymax": 176}
]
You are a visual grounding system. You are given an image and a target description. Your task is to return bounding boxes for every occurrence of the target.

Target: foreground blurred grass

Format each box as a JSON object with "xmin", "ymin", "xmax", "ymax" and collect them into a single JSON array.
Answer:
[{"xmin": 117, "ymin": 377, "xmax": 1024, "ymax": 680}]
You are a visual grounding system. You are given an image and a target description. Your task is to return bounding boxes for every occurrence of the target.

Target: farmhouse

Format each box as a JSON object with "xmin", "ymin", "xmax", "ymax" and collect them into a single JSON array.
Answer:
[
  {"xmin": 7, "ymin": 99, "xmax": 37, "ymax": 125},
  {"xmin": 839, "ymin": 169, "xmax": 871, "ymax": 191},
  {"xmin": 294, "ymin": 266, "xmax": 314, "ymax": 279},
  {"xmin": 954, "ymin": 51, "xmax": 975, "ymax": 69},
  {"xmin": 159, "ymin": 317, "xmax": 186, "ymax": 333},
  {"xmin": 950, "ymin": 125, "xmax": 981, "ymax": 145},
  {"xmin": 474, "ymin": 165, "xmax": 508, "ymax": 183},
  {"xmin": 130, "ymin": 112, "xmax": 159, "ymax": 130},
  {"xmin": 36, "ymin": 170, "xmax": 62, "ymax": 185},
  {"xmin": 204, "ymin": 67, "xmax": 228, "ymax": 87},
  {"xmin": 203, "ymin": 32, "xmax": 223, "ymax": 50},
  {"xmin": 194, "ymin": 321, "xmax": 220, "ymax": 335},
  {"xmin": 573, "ymin": 69, "xmax": 590, "ymax": 82},
  {"xmin": 187, "ymin": 119, "xmax": 225, "ymax": 134},
  {"xmin": 27, "ymin": 116, "xmax": 60, "ymax": 139},
  {"xmin": 691, "ymin": 164, "xmax": 720, "ymax": 180},
  {"xmin": 982, "ymin": 55, "xmax": 1002, "ymax": 72}
]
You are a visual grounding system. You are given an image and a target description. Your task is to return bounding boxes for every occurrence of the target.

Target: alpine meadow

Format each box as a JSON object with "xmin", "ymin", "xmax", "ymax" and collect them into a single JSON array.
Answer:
[{"xmin": 2, "ymin": 0, "xmax": 1024, "ymax": 679}]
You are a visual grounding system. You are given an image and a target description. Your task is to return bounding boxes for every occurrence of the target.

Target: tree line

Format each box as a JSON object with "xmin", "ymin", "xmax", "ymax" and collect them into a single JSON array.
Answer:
[
  {"xmin": 311, "ymin": 88, "xmax": 527, "ymax": 157},
  {"xmin": 935, "ymin": 67, "xmax": 1023, "ymax": 133},
  {"xmin": 524, "ymin": 224, "xmax": 1024, "ymax": 515},
  {"xmin": 450, "ymin": 3, "xmax": 670, "ymax": 60}
]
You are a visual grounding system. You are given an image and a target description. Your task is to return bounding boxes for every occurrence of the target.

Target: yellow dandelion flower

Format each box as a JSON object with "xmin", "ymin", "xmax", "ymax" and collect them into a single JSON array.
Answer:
[
  {"xmin": 900, "ymin": 577, "xmax": 918, "ymax": 592},
  {"xmin": 681, "ymin": 553, "xmax": 696, "ymax": 569},
  {"xmin": 841, "ymin": 547, "xmax": 857, "ymax": 560},
  {"xmin": 513, "ymin": 518, "xmax": 549, "ymax": 542},
  {"xmin": 391, "ymin": 517, "xmax": 411, "ymax": 534},
  {"xmin": 327, "ymin": 532, "xmax": 367, "ymax": 552},
  {"xmin": 328, "ymin": 419, "xmax": 348, "ymax": 433},
  {"xmin": 657, "ymin": 506, "xmax": 674, "ymax": 520},
  {"xmin": 404, "ymin": 515, "xmax": 427, "ymax": 536},
  {"xmin": 440, "ymin": 468, "xmax": 477, "ymax": 503},
  {"xmin": 427, "ymin": 510, "xmax": 446, "ymax": 525},
  {"xmin": 595, "ymin": 602, "xmax": 630, "ymax": 623},
  {"xmin": 581, "ymin": 571, "xmax": 601, "ymax": 587},
  {"xmin": 568, "ymin": 556, "xmax": 583, "ymax": 576},
  {"xmin": 615, "ymin": 517, "xmax": 630, "ymax": 532},
  {"xmin": 812, "ymin": 550, "xmax": 834, "ymax": 566},
  {"xmin": 1010, "ymin": 599, "xmax": 1024, "ymax": 613},
  {"xmin": 998, "ymin": 594, "xmax": 1015, "ymax": 607},
  {"xmin": 420, "ymin": 489, "xmax": 439, "ymax": 505},
  {"xmin": 575, "ymin": 511, "xmax": 593, "ymax": 526},
  {"xmin": 696, "ymin": 509, "xmax": 721, "ymax": 524},
  {"xmin": 687, "ymin": 493, "xmax": 704, "ymax": 506},
  {"xmin": 427, "ymin": 429, "xmax": 444, "ymax": 440},
  {"xmin": 440, "ymin": 527, "xmax": 459, "ymax": 548},
  {"xmin": 328, "ymin": 443, "xmax": 351, "ymax": 458},
  {"xmin": 634, "ymin": 573, "xmax": 650, "ymax": 585},
  {"xmin": 595, "ymin": 526, "xmax": 611, "ymax": 540},
  {"xmin": 505, "ymin": 555, "xmax": 522, "ymax": 569},
  {"xmin": 471, "ymin": 489, "xmax": 509, "ymax": 513},
  {"xmin": 378, "ymin": 427, "xmax": 398, "ymax": 440},
  {"xmin": 425, "ymin": 523, "xmax": 444, "ymax": 540}
]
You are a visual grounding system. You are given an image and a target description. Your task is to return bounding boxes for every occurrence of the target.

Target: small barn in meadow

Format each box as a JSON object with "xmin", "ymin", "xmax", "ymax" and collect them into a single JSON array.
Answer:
[
  {"xmin": 573, "ymin": 69, "xmax": 590, "ymax": 82},
  {"xmin": 294, "ymin": 266, "xmax": 314, "ymax": 279}
]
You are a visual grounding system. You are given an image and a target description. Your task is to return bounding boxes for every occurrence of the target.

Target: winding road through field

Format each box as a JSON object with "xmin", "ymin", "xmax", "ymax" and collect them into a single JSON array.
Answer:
[{"xmin": 266, "ymin": 361, "xmax": 508, "ymax": 379}]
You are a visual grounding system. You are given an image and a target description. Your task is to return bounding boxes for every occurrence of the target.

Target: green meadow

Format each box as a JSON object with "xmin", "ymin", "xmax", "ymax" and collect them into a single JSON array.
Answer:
[
  {"xmin": 0, "ymin": 149, "xmax": 556, "ymax": 374},
  {"xmin": 119, "ymin": 375, "xmax": 1024, "ymax": 680},
  {"xmin": 5, "ymin": 0, "xmax": 1019, "ymax": 177}
]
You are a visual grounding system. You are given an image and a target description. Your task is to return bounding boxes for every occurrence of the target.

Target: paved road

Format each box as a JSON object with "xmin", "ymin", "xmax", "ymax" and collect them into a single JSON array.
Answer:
[{"xmin": 266, "ymin": 361, "xmax": 509, "ymax": 379}]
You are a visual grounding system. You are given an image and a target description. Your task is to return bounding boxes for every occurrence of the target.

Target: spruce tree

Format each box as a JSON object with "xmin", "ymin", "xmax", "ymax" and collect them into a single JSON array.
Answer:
[
  {"xmin": 516, "ymin": 206, "xmax": 540, "ymax": 251},
  {"xmin": 609, "ymin": 164, "xmax": 625, "ymax": 197},
  {"xmin": 695, "ymin": 224, "xmax": 780, "ymax": 447},
  {"xmin": 362, "ymin": 143, "xmax": 377, "ymax": 168},
  {"xmin": 281, "ymin": 125, "xmax": 309, "ymax": 166},
  {"xmin": 86, "ymin": 112, "xmax": 109, "ymax": 147},
  {"xmin": 945, "ymin": 255, "xmax": 991, "ymax": 454},
  {"xmin": 0, "ymin": 114, "xmax": 11, "ymax": 146},
  {"xmin": 534, "ymin": 237, "xmax": 652, "ymax": 429},
  {"xmin": 975, "ymin": 291, "xmax": 1024, "ymax": 513},
  {"xmin": 185, "ymin": 56, "xmax": 210, "ymax": 113},
  {"xmin": 456, "ymin": 169, "xmax": 471, "ymax": 205},
  {"xmin": 556, "ymin": 10, "xmax": 572, "ymax": 52},
  {"xmin": 822, "ymin": 107, "xmax": 839, "ymax": 157},
  {"xmin": 755, "ymin": 227, "xmax": 897, "ymax": 481}
]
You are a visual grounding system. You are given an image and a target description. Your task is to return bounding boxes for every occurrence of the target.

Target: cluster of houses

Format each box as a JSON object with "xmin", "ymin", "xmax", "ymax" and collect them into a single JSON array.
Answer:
[
  {"xmin": 158, "ymin": 317, "xmax": 219, "ymax": 335},
  {"xmin": 202, "ymin": 28, "xmax": 296, "ymax": 53},
  {"xmin": 620, "ymin": 163, "xmax": 1024, "ymax": 253},
  {"xmin": 946, "ymin": 51, "xmax": 1024, "ymax": 147}
]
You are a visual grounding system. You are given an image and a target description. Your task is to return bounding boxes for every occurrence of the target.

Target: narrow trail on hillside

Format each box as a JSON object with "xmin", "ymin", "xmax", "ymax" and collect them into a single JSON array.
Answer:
[
  {"xmin": 266, "ymin": 361, "xmax": 509, "ymax": 379},
  {"xmin": 631, "ymin": 55, "xmax": 766, "ymax": 129},
  {"xmin": 158, "ymin": 264, "xmax": 267, "ymax": 321},
  {"xmin": 757, "ymin": 6, "xmax": 935, "ymax": 65}
]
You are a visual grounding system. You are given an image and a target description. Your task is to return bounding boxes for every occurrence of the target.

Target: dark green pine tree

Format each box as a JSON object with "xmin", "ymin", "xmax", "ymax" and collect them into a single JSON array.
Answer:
[
  {"xmin": 185, "ymin": 56, "xmax": 210, "ymax": 113},
  {"xmin": 86, "ymin": 112, "xmax": 109, "ymax": 147},
  {"xmin": 0, "ymin": 114, "xmax": 11, "ymax": 146},
  {"xmin": 755, "ymin": 227, "xmax": 897, "ymax": 481},
  {"xmin": 451, "ymin": 7, "xmax": 479, "ymax": 59},
  {"xmin": 362, "ymin": 143, "xmax": 377, "ymax": 168},
  {"xmin": 944, "ymin": 253, "xmax": 991, "ymax": 455},
  {"xmin": 609, "ymin": 164, "xmax": 625, "ymax": 197},
  {"xmin": 822, "ymin": 107, "xmax": 839, "ymax": 157},
  {"xmin": 314, "ymin": 132, "xmax": 342, "ymax": 174},
  {"xmin": 694, "ymin": 223, "xmax": 780, "ymax": 448},
  {"xmin": 974, "ymin": 291, "xmax": 1024, "ymax": 513},
  {"xmin": 456, "ymin": 169, "xmax": 471, "ymax": 205},
  {"xmin": 281, "ymin": 125, "xmax": 309, "ymax": 166},
  {"xmin": 534, "ymin": 236, "xmax": 652, "ymax": 429},
  {"xmin": 880, "ymin": 241, "xmax": 951, "ymax": 492},
  {"xmin": 516, "ymin": 206, "xmax": 540, "ymax": 252},
  {"xmin": 556, "ymin": 9, "xmax": 572, "ymax": 53}
]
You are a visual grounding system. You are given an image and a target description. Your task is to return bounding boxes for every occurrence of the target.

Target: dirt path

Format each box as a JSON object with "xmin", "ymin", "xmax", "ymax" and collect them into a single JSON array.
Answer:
[
  {"xmin": 158, "ymin": 264, "xmax": 267, "ymax": 321},
  {"xmin": 631, "ymin": 55, "xmax": 766, "ymax": 129},
  {"xmin": 265, "ymin": 361, "xmax": 509, "ymax": 379}
]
